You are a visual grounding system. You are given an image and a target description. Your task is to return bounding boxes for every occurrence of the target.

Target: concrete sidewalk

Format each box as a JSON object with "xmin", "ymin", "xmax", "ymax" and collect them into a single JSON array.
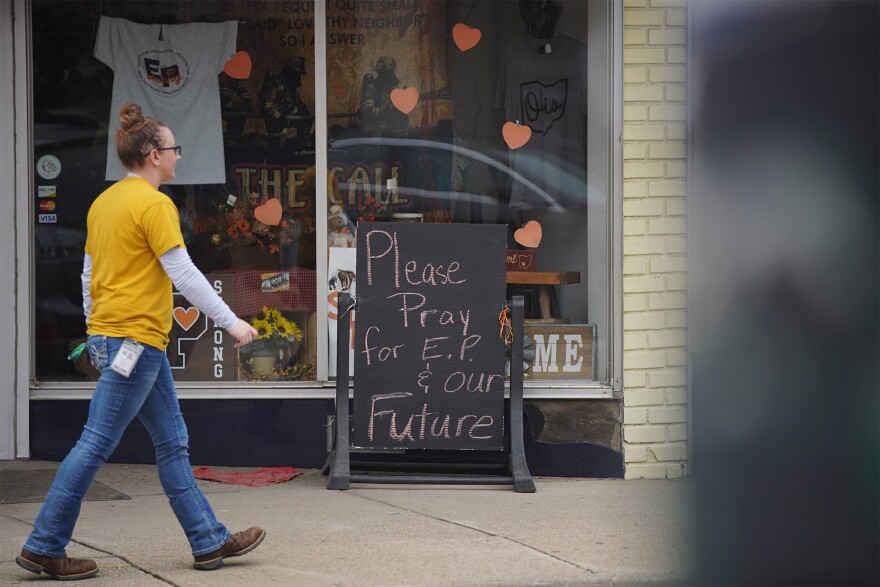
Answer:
[{"xmin": 1, "ymin": 460, "xmax": 692, "ymax": 586}]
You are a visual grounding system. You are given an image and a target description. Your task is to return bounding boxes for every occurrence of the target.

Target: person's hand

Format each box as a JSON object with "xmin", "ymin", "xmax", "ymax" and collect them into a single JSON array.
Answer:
[{"xmin": 228, "ymin": 318, "xmax": 259, "ymax": 348}]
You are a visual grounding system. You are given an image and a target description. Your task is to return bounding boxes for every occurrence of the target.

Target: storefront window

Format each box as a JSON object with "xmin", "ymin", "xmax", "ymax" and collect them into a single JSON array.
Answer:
[
  {"xmin": 31, "ymin": 0, "xmax": 319, "ymax": 383},
  {"xmin": 30, "ymin": 0, "xmax": 612, "ymax": 388},
  {"xmin": 324, "ymin": 0, "xmax": 611, "ymax": 384}
]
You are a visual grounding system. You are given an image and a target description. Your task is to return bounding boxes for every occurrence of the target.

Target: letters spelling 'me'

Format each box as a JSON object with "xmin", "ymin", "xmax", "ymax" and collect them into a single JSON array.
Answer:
[{"xmin": 365, "ymin": 229, "xmax": 466, "ymax": 288}]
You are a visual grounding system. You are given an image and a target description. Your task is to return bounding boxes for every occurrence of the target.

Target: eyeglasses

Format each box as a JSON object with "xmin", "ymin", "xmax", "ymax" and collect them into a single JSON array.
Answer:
[{"xmin": 155, "ymin": 145, "xmax": 182, "ymax": 156}]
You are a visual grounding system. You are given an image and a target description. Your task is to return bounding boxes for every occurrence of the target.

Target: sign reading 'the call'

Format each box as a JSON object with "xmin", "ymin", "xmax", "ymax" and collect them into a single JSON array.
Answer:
[{"xmin": 354, "ymin": 222, "xmax": 507, "ymax": 450}]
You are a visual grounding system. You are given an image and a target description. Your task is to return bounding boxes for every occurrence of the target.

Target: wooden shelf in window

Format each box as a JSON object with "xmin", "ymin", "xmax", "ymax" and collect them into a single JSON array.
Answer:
[
  {"xmin": 506, "ymin": 271, "xmax": 581, "ymax": 319},
  {"xmin": 506, "ymin": 271, "xmax": 580, "ymax": 285}
]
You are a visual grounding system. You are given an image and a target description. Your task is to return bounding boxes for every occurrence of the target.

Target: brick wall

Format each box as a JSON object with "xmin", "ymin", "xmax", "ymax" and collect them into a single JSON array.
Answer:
[{"xmin": 621, "ymin": 0, "xmax": 688, "ymax": 479}]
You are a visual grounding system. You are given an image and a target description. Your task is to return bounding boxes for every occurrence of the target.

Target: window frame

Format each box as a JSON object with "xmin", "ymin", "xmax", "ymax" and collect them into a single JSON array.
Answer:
[{"xmin": 22, "ymin": 0, "xmax": 623, "ymax": 401}]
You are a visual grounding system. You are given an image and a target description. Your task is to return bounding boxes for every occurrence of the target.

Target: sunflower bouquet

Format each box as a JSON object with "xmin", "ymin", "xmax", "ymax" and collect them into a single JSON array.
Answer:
[{"xmin": 240, "ymin": 306, "xmax": 303, "ymax": 355}]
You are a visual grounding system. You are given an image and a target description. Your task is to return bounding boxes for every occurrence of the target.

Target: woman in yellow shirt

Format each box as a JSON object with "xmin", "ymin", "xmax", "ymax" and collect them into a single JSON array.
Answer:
[{"xmin": 18, "ymin": 104, "xmax": 265, "ymax": 580}]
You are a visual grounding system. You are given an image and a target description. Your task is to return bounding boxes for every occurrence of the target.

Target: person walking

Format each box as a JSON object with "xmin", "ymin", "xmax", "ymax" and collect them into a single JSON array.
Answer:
[{"xmin": 17, "ymin": 103, "xmax": 266, "ymax": 581}]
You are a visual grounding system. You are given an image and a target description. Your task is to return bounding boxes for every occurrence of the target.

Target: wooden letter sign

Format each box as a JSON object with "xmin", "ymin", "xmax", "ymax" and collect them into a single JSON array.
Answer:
[{"xmin": 524, "ymin": 324, "xmax": 596, "ymax": 380}]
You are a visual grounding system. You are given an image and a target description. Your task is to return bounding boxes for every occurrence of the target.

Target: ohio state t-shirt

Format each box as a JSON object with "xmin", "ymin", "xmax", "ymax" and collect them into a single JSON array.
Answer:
[
  {"xmin": 95, "ymin": 16, "xmax": 237, "ymax": 185},
  {"xmin": 495, "ymin": 34, "xmax": 588, "ymax": 210}
]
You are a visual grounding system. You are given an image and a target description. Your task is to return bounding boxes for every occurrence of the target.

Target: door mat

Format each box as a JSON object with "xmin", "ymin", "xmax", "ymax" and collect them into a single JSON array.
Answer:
[
  {"xmin": 0, "ymin": 469, "xmax": 131, "ymax": 504},
  {"xmin": 193, "ymin": 466, "xmax": 302, "ymax": 487}
]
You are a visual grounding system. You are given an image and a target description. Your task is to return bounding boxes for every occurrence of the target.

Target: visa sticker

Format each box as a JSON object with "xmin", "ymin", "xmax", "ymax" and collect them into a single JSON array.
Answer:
[{"xmin": 38, "ymin": 213, "xmax": 57, "ymax": 223}]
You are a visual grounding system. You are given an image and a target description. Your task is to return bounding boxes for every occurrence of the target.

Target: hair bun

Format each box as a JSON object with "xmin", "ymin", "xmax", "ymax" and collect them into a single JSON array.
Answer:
[{"xmin": 119, "ymin": 103, "xmax": 146, "ymax": 134}]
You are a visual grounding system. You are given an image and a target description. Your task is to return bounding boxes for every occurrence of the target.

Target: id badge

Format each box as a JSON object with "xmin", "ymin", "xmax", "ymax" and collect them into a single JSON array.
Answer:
[{"xmin": 110, "ymin": 339, "xmax": 144, "ymax": 377}]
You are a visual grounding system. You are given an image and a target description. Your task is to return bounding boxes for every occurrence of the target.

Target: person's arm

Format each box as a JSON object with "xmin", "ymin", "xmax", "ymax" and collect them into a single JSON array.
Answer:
[
  {"xmin": 159, "ymin": 247, "xmax": 257, "ymax": 346},
  {"xmin": 81, "ymin": 253, "xmax": 93, "ymax": 325}
]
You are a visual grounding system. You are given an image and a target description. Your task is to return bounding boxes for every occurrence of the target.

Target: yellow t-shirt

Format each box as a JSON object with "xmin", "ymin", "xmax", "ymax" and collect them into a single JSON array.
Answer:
[{"xmin": 85, "ymin": 176, "xmax": 186, "ymax": 350}]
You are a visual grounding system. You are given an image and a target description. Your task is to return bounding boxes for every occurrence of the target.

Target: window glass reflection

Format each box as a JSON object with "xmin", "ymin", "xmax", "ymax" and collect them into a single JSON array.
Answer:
[
  {"xmin": 31, "ymin": 0, "xmax": 318, "ymax": 382},
  {"xmin": 325, "ymin": 0, "xmax": 606, "ymax": 381}
]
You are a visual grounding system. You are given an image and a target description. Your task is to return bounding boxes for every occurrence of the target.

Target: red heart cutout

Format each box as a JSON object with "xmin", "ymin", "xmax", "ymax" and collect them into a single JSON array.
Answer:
[
  {"xmin": 452, "ymin": 23, "xmax": 482, "ymax": 51},
  {"xmin": 390, "ymin": 87, "xmax": 419, "ymax": 114},
  {"xmin": 514, "ymin": 221, "xmax": 542, "ymax": 249},
  {"xmin": 173, "ymin": 306, "xmax": 200, "ymax": 331},
  {"xmin": 254, "ymin": 198, "xmax": 283, "ymax": 226},
  {"xmin": 224, "ymin": 51, "xmax": 252, "ymax": 79},
  {"xmin": 502, "ymin": 122, "xmax": 532, "ymax": 150}
]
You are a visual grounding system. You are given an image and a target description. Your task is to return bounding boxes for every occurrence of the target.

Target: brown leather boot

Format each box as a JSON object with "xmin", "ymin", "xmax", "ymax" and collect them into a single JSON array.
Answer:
[
  {"xmin": 16, "ymin": 549, "xmax": 98, "ymax": 581},
  {"xmin": 192, "ymin": 527, "xmax": 266, "ymax": 571}
]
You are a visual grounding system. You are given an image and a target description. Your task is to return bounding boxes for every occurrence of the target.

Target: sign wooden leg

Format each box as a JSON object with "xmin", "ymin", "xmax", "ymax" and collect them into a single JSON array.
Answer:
[
  {"xmin": 509, "ymin": 296, "xmax": 536, "ymax": 493},
  {"xmin": 327, "ymin": 293, "xmax": 352, "ymax": 490}
]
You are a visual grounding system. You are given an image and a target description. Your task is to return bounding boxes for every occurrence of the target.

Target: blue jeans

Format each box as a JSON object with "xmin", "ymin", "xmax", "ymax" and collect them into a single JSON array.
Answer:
[{"xmin": 24, "ymin": 335, "xmax": 229, "ymax": 557}]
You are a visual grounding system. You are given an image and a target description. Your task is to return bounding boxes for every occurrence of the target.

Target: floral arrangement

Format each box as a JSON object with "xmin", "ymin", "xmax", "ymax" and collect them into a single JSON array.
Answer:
[
  {"xmin": 424, "ymin": 209, "xmax": 454, "ymax": 223},
  {"xmin": 211, "ymin": 193, "xmax": 299, "ymax": 254},
  {"xmin": 240, "ymin": 306, "xmax": 303, "ymax": 354},
  {"xmin": 355, "ymin": 194, "xmax": 391, "ymax": 222},
  {"xmin": 248, "ymin": 362, "xmax": 315, "ymax": 382}
]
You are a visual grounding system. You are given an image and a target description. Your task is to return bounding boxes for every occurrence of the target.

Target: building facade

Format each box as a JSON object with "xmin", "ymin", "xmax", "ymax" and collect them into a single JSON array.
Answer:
[
  {"xmin": 0, "ymin": 0, "xmax": 690, "ymax": 480},
  {"xmin": 621, "ymin": 0, "xmax": 689, "ymax": 478}
]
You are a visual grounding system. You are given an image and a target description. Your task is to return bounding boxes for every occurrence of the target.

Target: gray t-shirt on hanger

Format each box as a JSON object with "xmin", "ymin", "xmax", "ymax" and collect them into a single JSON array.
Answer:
[
  {"xmin": 95, "ymin": 16, "xmax": 237, "ymax": 185},
  {"xmin": 495, "ymin": 34, "xmax": 588, "ymax": 210}
]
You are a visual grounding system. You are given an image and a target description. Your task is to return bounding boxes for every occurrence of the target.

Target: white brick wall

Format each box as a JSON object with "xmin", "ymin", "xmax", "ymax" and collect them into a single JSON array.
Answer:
[{"xmin": 622, "ymin": 0, "xmax": 688, "ymax": 479}]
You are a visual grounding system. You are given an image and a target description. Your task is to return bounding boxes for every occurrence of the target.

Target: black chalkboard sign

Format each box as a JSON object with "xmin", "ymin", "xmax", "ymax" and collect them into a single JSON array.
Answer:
[{"xmin": 353, "ymin": 222, "xmax": 508, "ymax": 450}]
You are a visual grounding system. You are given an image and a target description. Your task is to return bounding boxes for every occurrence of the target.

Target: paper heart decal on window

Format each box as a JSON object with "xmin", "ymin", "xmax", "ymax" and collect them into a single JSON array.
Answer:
[
  {"xmin": 223, "ymin": 51, "xmax": 252, "ymax": 79},
  {"xmin": 173, "ymin": 306, "xmax": 200, "ymax": 331},
  {"xmin": 502, "ymin": 121, "xmax": 532, "ymax": 149},
  {"xmin": 452, "ymin": 23, "xmax": 482, "ymax": 51},
  {"xmin": 254, "ymin": 198, "xmax": 283, "ymax": 226},
  {"xmin": 390, "ymin": 87, "xmax": 419, "ymax": 114},
  {"xmin": 514, "ymin": 220, "xmax": 542, "ymax": 249}
]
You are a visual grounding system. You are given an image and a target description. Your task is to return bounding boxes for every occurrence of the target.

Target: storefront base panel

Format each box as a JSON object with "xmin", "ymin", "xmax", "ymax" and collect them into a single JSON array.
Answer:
[
  {"xmin": 29, "ymin": 399, "xmax": 624, "ymax": 478},
  {"xmin": 29, "ymin": 399, "xmax": 333, "ymax": 469}
]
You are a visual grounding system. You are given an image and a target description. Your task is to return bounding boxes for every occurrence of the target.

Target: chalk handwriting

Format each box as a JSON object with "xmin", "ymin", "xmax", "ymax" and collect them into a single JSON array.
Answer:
[
  {"xmin": 365, "ymin": 229, "xmax": 466, "ymax": 288},
  {"xmin": 368, "ymin": 393, "xmax": 495, "ymax": 441},
  {"xmin": 355, "ymin": 223, "xmax": 506, "ymax": 449}
]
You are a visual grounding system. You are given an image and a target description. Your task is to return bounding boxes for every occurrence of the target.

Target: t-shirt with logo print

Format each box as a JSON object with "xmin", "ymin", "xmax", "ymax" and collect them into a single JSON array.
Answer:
[
  {"xmin": 495, "ymin": 34, "xmax": 588, "ymax": 210},
  {"xmin": 95, "ymin": 16, "xmax": 237, "ymax": 185}
]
